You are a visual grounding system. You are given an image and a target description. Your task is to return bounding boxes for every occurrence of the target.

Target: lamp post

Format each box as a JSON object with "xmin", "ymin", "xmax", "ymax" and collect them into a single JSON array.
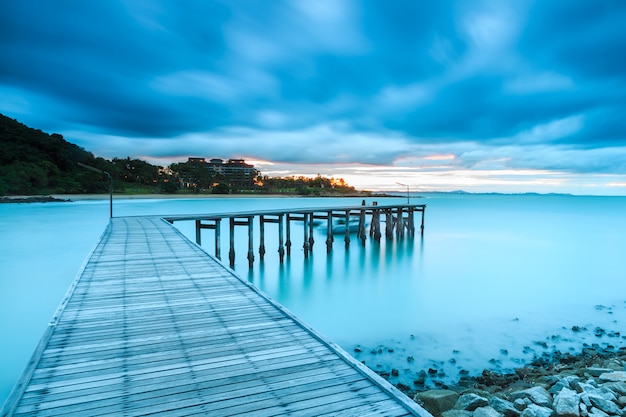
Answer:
[
  {"xmin": 396, "ymin": 182, "xmax": 410, "ymax": 204},
  {"xmin": 78, "ymin": 162, "xmax": 113, "ymax": 218}
]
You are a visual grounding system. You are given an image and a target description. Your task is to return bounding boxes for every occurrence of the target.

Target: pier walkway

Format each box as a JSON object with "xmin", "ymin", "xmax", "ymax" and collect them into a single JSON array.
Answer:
[{"xmin": 2, "ymin": 216, "xmax": 430, "ymax": 416}]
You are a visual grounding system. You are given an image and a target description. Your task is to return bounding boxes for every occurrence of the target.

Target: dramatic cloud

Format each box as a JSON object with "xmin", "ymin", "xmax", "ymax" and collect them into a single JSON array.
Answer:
[{"xmin": 1, "ymin": 0, "xmax": 625, "ymax": 194}]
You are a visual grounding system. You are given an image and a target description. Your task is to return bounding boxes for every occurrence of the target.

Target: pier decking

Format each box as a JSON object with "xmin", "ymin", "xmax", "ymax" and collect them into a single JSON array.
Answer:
[{"xmin": 2, "ymin": 216, "xmax": 430, "ymax": 416}]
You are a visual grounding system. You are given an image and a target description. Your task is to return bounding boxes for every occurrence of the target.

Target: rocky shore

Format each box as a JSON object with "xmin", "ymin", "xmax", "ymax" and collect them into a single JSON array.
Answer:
[
  {"xmin": 0, "ymin": 195, "xmax": 70, "ymax": 203},
  {"xmin": 407, "ymin": 345, "xmax": 626, "ymax": 417}
]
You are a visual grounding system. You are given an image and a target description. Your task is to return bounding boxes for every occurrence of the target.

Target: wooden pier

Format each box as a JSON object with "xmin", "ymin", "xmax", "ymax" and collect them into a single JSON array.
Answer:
[
  {"xmin": 165, "ymin": 203, "xmax": 426, "ymax": 267},
  {"xmin": 2, "ymin": 216, "xmax": 431, "ymax": 416}
]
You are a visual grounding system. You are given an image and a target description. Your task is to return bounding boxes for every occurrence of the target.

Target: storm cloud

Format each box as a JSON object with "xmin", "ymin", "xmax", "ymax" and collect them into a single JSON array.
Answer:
[{"xmin": 1, "ymin": 0, "xmax": 625, "ymax": 193}]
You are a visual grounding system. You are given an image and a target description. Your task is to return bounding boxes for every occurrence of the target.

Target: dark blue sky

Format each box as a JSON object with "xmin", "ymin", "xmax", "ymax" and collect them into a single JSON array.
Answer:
[{"xmin": 1, "ymin": 0, "xmax": 625, "ymax": 193}]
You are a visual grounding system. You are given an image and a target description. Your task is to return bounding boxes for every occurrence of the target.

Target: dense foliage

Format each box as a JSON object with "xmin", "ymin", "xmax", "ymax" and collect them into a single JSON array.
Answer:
[{"xmin": 0, "ymin": 113, "xmax": 360, "ymax": 196}]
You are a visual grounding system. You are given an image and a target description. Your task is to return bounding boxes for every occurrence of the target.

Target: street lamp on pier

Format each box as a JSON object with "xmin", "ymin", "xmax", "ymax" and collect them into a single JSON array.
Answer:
[
  {"xmin": 396, "ymin": 182, "xmax": 410, "ymax": 204},
  {"xmin": 78, "ymin": 162, "xmax": 113, "ymax": 218}
]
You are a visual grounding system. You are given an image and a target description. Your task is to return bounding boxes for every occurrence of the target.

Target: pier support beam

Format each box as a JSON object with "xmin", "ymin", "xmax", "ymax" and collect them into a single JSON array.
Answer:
[
  {"xmin": 344, "ymin": 211, "xmax": 351, "ymax": 248},
  {"xmin": 195, "ymin": 219, "xmax": 221, "ymax": 259},
  {"xmin": 247, "ymin": 217, "xmax": 254, "ymax": 268},
  {"xmin": 303, "ymin": 213, "xmax": 310, "ymax": 259},
  {"xmin": 385, "ymin": 209, "xmax": 393, "ymax": 239},
  {"xmin": 229, "ymin": 218, "xmax": 235, "ymax": 267},
  {"xmin": 214, "ymin": 219, "xmax": 221, "ymax": 259},
  {"xmin": 325, "ymin": 211, "xmax": 333, "ymax": 253},
  {"xmin": 259, "ymin": 215, "xmax": 266, "ymax": 260},
  {"xmin": 286, "ymin": 214, "xmax": 292, "ymax": 257},
  {"xmin": 308, "ymin": 213, "xmax": 315, "ymax": 251},
  {"xmin": 358, "ymin": 209, "xmax": 366, "ymax": 246},
  {"xmin": 278, "ymin": 214, "xmax": 285, "ymax": 262}
]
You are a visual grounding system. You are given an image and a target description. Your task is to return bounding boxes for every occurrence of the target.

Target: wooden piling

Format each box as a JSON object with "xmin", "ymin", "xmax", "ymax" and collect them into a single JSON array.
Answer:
[
  {"xmin": 259, "ymin": 215, "xmax": 266, "ymax": 260},
  {"xmin": 358, "ymin": 209, "xmax": 366, "ymax": 245},
  {"xmin": 195, "ymin": 219, "xmax": 202, "ymax": 245},
  {"xmin": 247, "ymin": 217, "xmax": 254, "ymax": 268},
  {"xmin": 303, "ymin": 213, "xmax": 310, "ymax": 259},
  {"xmin": 286, "ymin": 213, "xmax": 292, "ymax": 256},
  {"xmin": 325, "ymin": 211, "xmax": 333, "ymax": 253},
  {"xmin": 278, "ymin": 214, "xmax": 285, "ymax": 262},
  {"xmin": 344, "ymin": 210, "xmax": 351, "ymax": 248},
  {"xmin": 229, "ymin": 217, "xmax": 235, "ymax": 267},
  {"xmin": 308, "ymin": 212, "xmax": 315, "ymax": 251}
]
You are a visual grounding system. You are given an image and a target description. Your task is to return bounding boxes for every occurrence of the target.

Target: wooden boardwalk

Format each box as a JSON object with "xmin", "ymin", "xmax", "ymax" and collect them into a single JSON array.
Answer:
[{"xmin": 2, "ymin": 217, "xmax": 430, "ymax": 417}]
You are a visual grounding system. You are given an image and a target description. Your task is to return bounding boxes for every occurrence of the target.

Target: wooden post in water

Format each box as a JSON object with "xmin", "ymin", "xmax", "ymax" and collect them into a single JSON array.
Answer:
[
  {"xmin": 286, "ymin": 213, "xmax": 292, "ymax": 257},
  {"xmin": 303, "ymin": 213, "xmax": 310, "ymax": 259},
  {"xmin": 358, "ymin": 209, "xmax": 366, "ymax": 245},
  {"xmin": 247, "ymin": 217, "xmax": 254, "ymax": 267},
  {"xmin": 396, "ymin": 207, "xmax": 404, "ymax": 238},
  {"xmin": 408, "ymin": 207, "xmax": 415, "ymax": 236},
  {"xmin": 371, "ymin": 209, "xmax": 382, "ymax": 242},
  {"xmin": 420, "ymin": 206, "xmax": 425, "ymax": 235},
  {"xmin": 229, "ymin": 217, "xmax": 236, "ymax": 267},
  {"xmin": 385, "ymin": 209, "xmax": 394, "ymax": 239},
  {"xmin": 325, "ymin": 211, "xmax": 333, "ymax": 253},
  {"xmin": 308, "ymin": 213, "xmax": 315, "ymax": 251},
  {"xmin": 214, "ymin": 219, "xmax": 221, "ymax": 259},
  {"xmin": 278, "ymin": 214, "xmax": 285, "ymax": 262},
  {"xmin": 344, "ymin": 210, "xmax": 351, "ymax": 248},
  {"xmin": 259, "ymin": 215, "xmax": 266, "ymax": 260},
  {"xmin": 195, "ymin": 220, "xmax": 202, "ymax": 245}
]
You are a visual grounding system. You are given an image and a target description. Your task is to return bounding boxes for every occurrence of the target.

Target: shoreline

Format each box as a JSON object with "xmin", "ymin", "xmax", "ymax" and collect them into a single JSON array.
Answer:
[
  {"xmin": 1, "ymin": 192, "xmax": 398, "ymax": 203},
  {"xmin": 407, "ymin": 343, "xmax": 626, "ymax": 416}
]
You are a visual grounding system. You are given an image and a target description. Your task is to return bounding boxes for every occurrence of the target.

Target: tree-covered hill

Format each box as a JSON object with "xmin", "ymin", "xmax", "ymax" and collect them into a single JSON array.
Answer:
[{"xmin": 0, "ymin": 113, "xmax": 107, "ymax": 195}]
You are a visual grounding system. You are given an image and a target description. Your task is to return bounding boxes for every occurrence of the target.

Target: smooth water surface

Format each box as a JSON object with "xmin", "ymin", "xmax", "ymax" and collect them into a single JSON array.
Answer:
[{"xmin": 1, "ymin": 194, "xmax": 626, "ymax": 405}]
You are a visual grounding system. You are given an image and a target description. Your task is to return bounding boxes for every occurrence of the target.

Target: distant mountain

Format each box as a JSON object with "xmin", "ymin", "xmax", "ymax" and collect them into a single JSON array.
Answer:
[{"xmin": 0, "ymin": 113, "xmax": 111, "ymax": 195}]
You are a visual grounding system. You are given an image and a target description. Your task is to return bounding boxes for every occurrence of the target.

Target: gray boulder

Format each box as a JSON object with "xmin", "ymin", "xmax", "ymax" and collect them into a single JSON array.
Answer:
[
  {"xmin": 455, "ymin": 393, "xmax": 490, "ymax": 411},
  {"xmin": 416, "ymin": 390, "xmax": 460, "ymax": 416},
  {"xmin": 511, "ymin": 387, "xmax": 553, "ymax": 408},
  {"xmin": 474, "ymin": 406, "xmax": 504, "ymax": 417},
  {"xmin": 588, "ymin": 408, "xmax": 609, "ymax": 417},
  {"xmin": 520, "ymin": 404, "xmax": 554, "ymax": 417},
  {"xmin": 606, "ymin": 382, "xmax": 626, "ymax": 396},
  {"xmin": 553, "ymin": 387, "xmax": 581, "ymax": 417},
  {"xmin": 490, "ymin": 397, "xmax": 520, "ymax": 417},
  {"xmin": 587, "ymin": 394, "xmax": 621, "ymax": 415},
  {"xmin": 579, "ymin": 383, "xmax": 617, "ymax": 402},
  {"xmin": 600, "ymin": 371, "xmax": 626, "ymax": 382},
  {"xmin": 514, "ymin": 398, "xmax": 531, "ymax": 411}
]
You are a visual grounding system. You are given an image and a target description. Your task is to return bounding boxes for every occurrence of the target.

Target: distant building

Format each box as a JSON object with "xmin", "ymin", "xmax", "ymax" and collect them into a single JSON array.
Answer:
[
  {"xmin": 181, "ymin": 157, "xmax": 259, "ymax": 190},
  {"xmin": 223, "ymin": 159, "xmax": 258, "ymax": 189}
]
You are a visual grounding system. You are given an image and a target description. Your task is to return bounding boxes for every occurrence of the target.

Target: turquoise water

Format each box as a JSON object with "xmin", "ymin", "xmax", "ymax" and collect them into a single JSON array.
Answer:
[{"xmin": 1, "ymin": 194, "xmax": 626, "ymax": 405}]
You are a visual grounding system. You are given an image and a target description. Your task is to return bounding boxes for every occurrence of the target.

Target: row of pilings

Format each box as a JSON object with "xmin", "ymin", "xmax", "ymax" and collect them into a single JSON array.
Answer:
[{"xmin": 165, "ymin": 203, "xmax": 426, "ymax": 268}]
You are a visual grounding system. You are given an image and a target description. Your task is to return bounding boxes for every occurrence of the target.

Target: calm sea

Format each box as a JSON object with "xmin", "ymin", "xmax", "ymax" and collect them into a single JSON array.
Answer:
[{"xmin": 2, "ymin": 194, "xmax": 626, "ymax": 404}]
